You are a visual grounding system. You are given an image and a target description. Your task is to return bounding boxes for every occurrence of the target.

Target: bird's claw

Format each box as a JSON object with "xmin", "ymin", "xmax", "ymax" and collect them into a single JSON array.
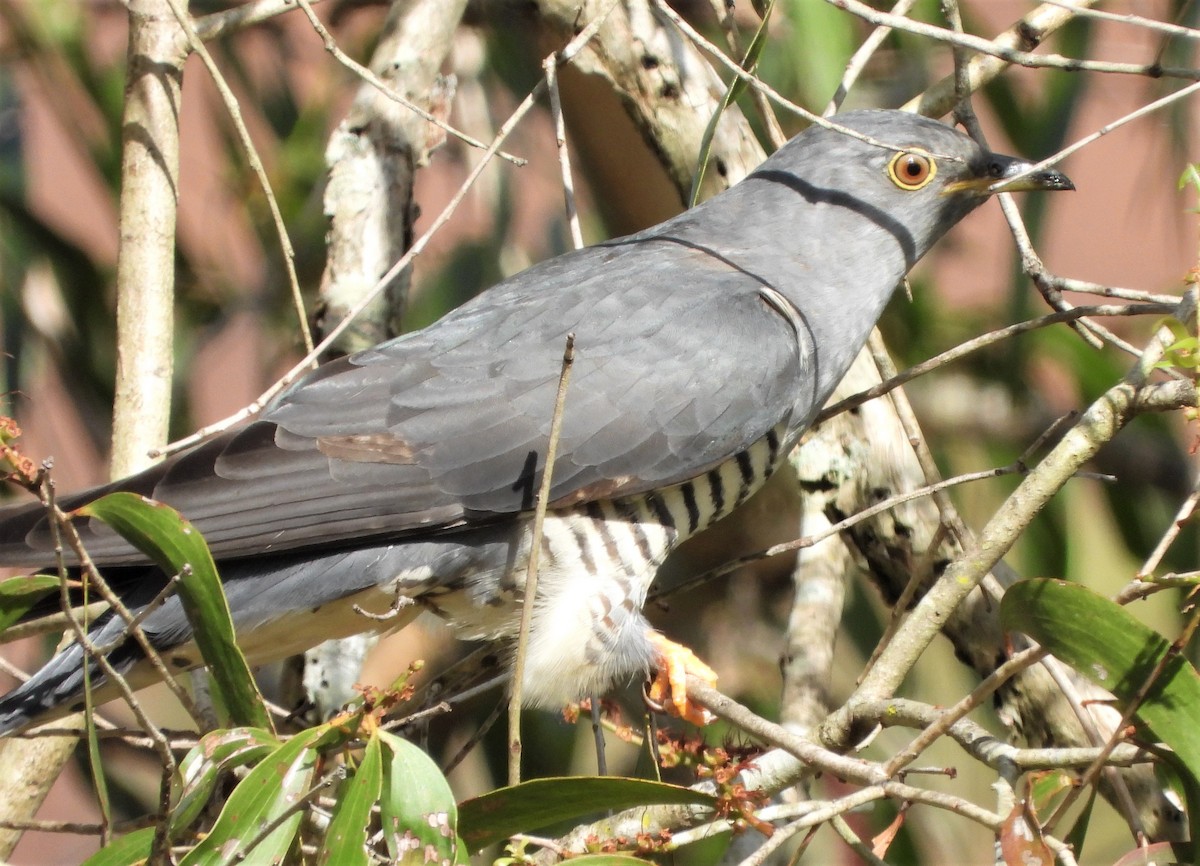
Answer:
[{"xmin": 646, "ymin": 633, "xmax": 717, "ymax": 725}]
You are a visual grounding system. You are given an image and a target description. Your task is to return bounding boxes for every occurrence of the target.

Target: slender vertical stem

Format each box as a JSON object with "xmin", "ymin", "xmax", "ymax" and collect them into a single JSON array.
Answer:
[
  {"xmin": 508, "ymin": 334, "xmax": 576, "ymax": 786},
  {"xmin": 111, "ymin": 0, "xmax": 186, "ymax": 478},
  {"xmin": 0, "ymin": 4, "xmax": 186, "ymax": 859}
]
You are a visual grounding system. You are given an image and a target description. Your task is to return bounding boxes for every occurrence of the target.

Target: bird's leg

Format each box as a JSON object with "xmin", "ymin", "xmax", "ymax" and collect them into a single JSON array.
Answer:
[{"xmin": 646, "ymin": 632, "xmax": 716, "ymax": 725}]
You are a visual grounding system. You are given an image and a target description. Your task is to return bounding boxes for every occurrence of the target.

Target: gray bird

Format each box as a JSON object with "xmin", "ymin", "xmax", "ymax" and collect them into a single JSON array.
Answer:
[{"xmin": 0, "ymin": 110, "xmax": 1071, "ymax": 733}]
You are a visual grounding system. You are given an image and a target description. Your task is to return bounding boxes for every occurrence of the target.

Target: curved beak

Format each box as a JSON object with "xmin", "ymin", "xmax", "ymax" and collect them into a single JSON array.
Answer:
[{"xmin": 943, "ymin": 154, "xmax": 1075, "ymax": 196}]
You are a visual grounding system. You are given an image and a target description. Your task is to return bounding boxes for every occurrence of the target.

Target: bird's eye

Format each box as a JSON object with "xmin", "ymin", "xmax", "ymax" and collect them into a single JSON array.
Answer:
[{"xmin": 887, "ymin": 150, "xmax": 936, "ymax": 191}]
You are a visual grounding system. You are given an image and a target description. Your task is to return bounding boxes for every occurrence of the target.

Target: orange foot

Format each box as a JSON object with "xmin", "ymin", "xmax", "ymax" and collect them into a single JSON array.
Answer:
[{"xmin": 646, "ymin": 633, "xmax": 717, "ymax": 725}]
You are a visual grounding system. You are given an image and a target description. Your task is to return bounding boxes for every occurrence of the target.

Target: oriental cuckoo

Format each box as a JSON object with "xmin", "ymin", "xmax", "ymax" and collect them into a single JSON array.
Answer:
[{"xmin": 0, "ymin": 110, "xmax": 1072, "ymax": 733}]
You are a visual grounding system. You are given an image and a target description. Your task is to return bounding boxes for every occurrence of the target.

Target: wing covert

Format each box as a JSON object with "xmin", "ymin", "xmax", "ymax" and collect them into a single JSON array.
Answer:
[{"xmin": 0, "ymin": 236, "xmax": 809, "ymax": 566}]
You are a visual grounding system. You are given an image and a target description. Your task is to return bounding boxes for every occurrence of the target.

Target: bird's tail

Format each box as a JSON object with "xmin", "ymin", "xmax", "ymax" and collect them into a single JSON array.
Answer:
[{"xmin": 0, "ymin": 614, "xmax": 144, "ymax": 735}]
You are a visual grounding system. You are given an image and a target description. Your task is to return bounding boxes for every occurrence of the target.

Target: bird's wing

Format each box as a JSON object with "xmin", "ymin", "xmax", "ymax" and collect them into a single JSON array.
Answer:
[{"xmin": 0, "ymin": 236, "xmax": 808, "ymax": 565}]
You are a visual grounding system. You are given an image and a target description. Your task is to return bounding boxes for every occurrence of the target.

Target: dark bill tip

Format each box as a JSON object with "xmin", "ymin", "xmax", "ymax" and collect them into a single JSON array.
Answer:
[
  {"xmin": 989, "ymin": 154, "xmax": 1074, "ymax": 193},
  {"xmin": 996, "ymin": 166, "xmax": 1075, "ymax": 193},
  {"xmin": 942, "ymin": 155, "xmax": 1074, "ymax": 196}
]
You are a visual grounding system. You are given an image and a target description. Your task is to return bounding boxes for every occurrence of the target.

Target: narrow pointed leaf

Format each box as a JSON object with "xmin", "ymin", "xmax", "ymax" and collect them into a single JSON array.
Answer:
[
  {"xmin": 177, "ymin": 725, "xmax": 325, "ymax": 866},
  {"xmin": 0, "ymin": 573, "xmax": 61, "ymax": 633},
  {"xmin": 1002, "ymin": 578, "xmax": 1200, "ymax": 844},
  {"xmin": 458, "ymin": 777, "xmax": 715, "ymax": 852},
  {"xmin": 79, "ymin": 826, "xmax": 155, "ymax": 866},
  {"xmin": 78, "ymin": 492, "xmax": 271, "ymax": 731},
  {"xmin": 1001, "ymin": 580, "xmax": 1200, "ymax": 772},
  {"xmin": 318, "ymin": 731, "xmax": 383, "ymax": 866},
  {"xmin": 689, "ymin": 0, "xmax": 774, "ymax": 207},
  {"xmin": 172, "ymin": 727, "xmax": 280, "ymax": 836},
  {"xmin": 378, "ymin": 729, "xmax": 459, "ymax": 864}
]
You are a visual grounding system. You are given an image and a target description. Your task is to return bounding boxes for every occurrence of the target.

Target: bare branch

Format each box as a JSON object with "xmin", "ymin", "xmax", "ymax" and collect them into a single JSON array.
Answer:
[{"xmin": 833, "ymin": 293, "xmax": 1198, "ymax": 717}]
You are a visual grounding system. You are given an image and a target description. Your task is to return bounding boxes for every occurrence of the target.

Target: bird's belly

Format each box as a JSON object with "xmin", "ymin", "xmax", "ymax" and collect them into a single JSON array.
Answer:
[{"xmin": 406, "ymin": 428, "xmax": 788, "ymax": 705}]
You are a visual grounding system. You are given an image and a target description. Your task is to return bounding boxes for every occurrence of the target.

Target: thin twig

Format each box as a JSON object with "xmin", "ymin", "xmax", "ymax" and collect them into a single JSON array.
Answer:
[
  {"xmin": 817, "ymin": 303, "xmax": 1174, "ymax": 422},
  {"xmin": 544, "ymin": 55, "xmax": 584, "ymax": 250},
  {"xmin": 866, "ymin": 696, "xmax": 1155, "ymax": 772},
  {"xmin": 1117, "ymin": 570, "xmax": 1200, "ymax": 604},
  {"xmin": 995, "ymin": 188, "xmax": 1106, "ymax": 350},
  {"xmin": 293, "ymin": 0, "xmax": 524, "ymax": 166},
  {"xmin": 710, "ymin": 0, "xmax": 787, "ymax": 148},
  {"xmin": 442, "ymin": 697, "xmax": 504, "ymax": 775},
  {"xmin": 47, "ymin": 482, "xmax": 111, "ymax": 848},
  {"xmin": 154, "ymin": 81, "xmax": 548, "ymax": 457},
  {"xmin": 655, "ymin": 463, "xmax": 1026, "ymax": 600},
  {"xmin": 829, "ymin": 814, "xmax": 890, "ymax": 866},
  {"xmin": 90, "ymin": 573, "xmax": 181, "ymax": 656},
  {"xmin": 883, "ymin": 646, "xmax": 1047, "ymax": 776},
  {"xmin": 156, "ymin": 2, "xmax": 619, "ymax": 456},
  {"xmin": 734, "ymin": 789, "xmax": 889, "ymax": 866},
  {"xmin": 0, "ymin": 815, "xmax": 155, "ymax": 835},
  {"xmin": 652, "ymin": 0, "xmax": 968, "ymax": 161},
  {"xmin": 194, "ymin": 0, "xmax": 323, "ymax": 41},
  {"xmin": 222, "ymin": 764, "xmax": 344, "ymax": 865},
  {"xmin": 589, "ymin": 698, "xmax": 608, "ymax": 776},
  {"xmin": 826, "ymin": 293, "xmax": 1197, "ymax": 733},
  {"xmin": 867, "ymin": 328, "xmax": 969, "ymax": 545},
  {"xmin": 1137, "ymin": 474, "xmax": 1200, "ymax": 578},
  {"xmin": 830, "ymin": 0, "xmax": 1200, "ymax": 80},
  {"xmin": 1041, "ymin": 0, "xmax": 1200, "ymax": 41},
  {"xmin": 161, "ymin": 0, "xmax": 314, "ymax": 358},
  {"xmin": 0, "ymin": 602, "xmax": 109, "ymax": 643},
  {"xmin": 55, "ymin": 522, "xmax": 201, "ymax": 727},
  {"xmin": 990, "ymin": 77, "xmax": 1200, "ymax": 194},
  {"xmin": 1053, "ymin": 573, "xmax": 1200, "ymax": 837},
  {"xmin": 509, "ymin": 333, "xmax": 575, "ymax": 786},
  {"xmin": 686, "ymin": 683, "xmax": 1077, "ymax": 859},
  {"xmin": 1038, "ymin": 657, "xmax": 1147, "ymax": 840},
  {"xmin": 906, "ymin": 0, "xmax": 1102, "ymax": 118},
  {"xmin": 1039, "ymin": 278, "xmax": 1180, "ymax": 306},
  {"xmin": 825, "ymin": 0, "xmax": 917, "ymax": 116},
  {"xmin": 43, "ymin": 483, "xmax": 176, "ymax": 861}
]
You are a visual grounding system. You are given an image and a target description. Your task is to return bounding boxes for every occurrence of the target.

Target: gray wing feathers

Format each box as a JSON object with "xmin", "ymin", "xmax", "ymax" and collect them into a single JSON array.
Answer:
[{"xmin": 0, "ymin": 238, "xmax": 802, "ymax": 567}]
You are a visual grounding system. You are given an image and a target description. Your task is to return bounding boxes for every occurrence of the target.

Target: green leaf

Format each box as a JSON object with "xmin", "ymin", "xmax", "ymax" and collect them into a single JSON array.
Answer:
[
  {"xmin": 172, "ymin": 727, "xmax": 280, "ymax": 836},
  {"xmin": 177, "ymin": 725, "xmax": 325, "ymax": 866},
  {"xmin": 377, "ymin": 729, "xmax": 460, "ymax": 864},
  {"xmin": 458, "ymin": 777, "xmax": 715, "ymax": 853},
  {"xmin": 82, "ymin": 678, "xmax": 112, "ymax": 850},
  {"xmin": 79, "ymin": 826, "xmax": 155, "ymax": 866},
  {"xmin": 318, "ymin": 732, "xmax": 383, "ymax": 866},
  {"xmin": 77, "ymin": 492, "xmax": 272, "ymax": 731},
  {"xmin": 1150, "ymin": 317, "xmax": 1200, "ymax": 371},
  {"xmin": 1001, "ymin": 578, "xmax": 1200, "ymax": 846},
  {"xmin": 689, "ymin": 0, "xmax": 775, "ymax": 208},
  {"xmin": 1178, "ymin": 163, "xmax": 1200, "ymax": 194},
  {"xmin": 0, "ymin": 573, "xmax": 61, "ymax": 633},
  {"xmin": 1156, "ymin": 337, "xmax": 1200, "ymax": 371},
  {"xmin": 1026, "ymin": 770, "xmax": 1073, "ymax": 825},
  {"xmin": 560, "ymin": 857, "xmax": 658, "ymax": 866}
]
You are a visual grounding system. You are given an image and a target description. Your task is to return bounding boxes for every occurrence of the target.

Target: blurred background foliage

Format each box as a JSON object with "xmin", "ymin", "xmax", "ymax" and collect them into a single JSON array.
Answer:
[{"xmin": 0, "ymin": 0, "xmax": 1197, "ymax": 863}]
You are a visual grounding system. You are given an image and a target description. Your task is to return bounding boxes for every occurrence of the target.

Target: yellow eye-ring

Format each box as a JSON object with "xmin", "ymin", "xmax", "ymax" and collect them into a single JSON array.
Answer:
[{"xmin": 887, "ymin": 150, "xmax": 937, "ymax": 191}]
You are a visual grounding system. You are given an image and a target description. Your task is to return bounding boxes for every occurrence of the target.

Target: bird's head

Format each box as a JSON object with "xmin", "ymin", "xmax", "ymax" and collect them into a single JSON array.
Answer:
[{"xmin": 747, "ymin": 109, "xmax": 1073, "ymax": 271}]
